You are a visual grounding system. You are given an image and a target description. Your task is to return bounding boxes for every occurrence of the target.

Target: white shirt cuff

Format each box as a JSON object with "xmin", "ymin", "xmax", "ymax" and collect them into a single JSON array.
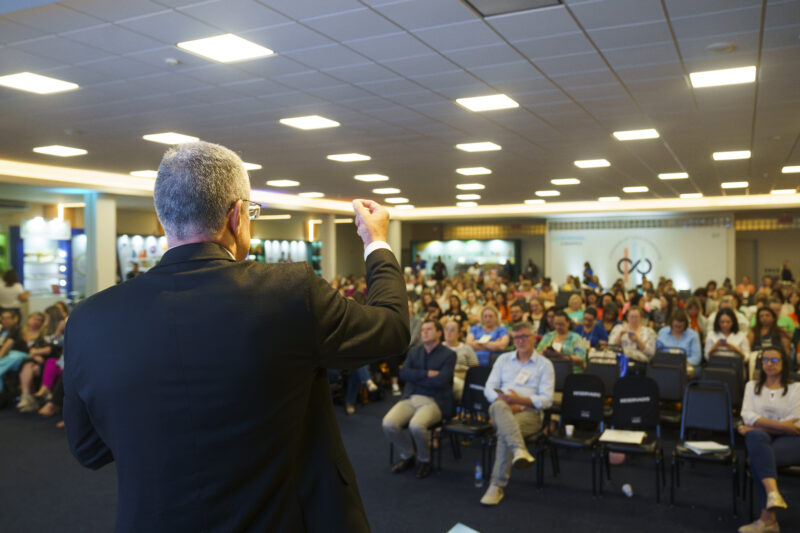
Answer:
[{"xmin": 364, "ymin": 241, "xmax": 392, "ymax": 261}]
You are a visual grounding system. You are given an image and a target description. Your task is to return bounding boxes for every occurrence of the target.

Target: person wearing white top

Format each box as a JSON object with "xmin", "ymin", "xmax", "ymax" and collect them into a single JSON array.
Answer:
[
  {"xmin": 608, "ymin": 306, "xmax": 656, "ymax": 363},
  {"xmin": 442, "ymin": 320, "xmax": 478, "ymax": 401},
  {"xmin": 0, "ymin": 270, "xmax": 28, "ymax": 310},
  {"xmin": 737, "ymin": 347, "xmax": 800, "ymax": 533},
  {"xmin": 704, "ymin": 308, "xmax": 750, "ymax": 362}
]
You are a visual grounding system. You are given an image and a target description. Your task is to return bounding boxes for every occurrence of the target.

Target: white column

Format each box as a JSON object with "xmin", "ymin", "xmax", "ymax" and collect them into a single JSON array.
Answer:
[
  {"xmin": 388, "ymin": 219, "xmax": 402, "ymax": 265},
  {"xmin": 84, "ymin": 193, "xmax": 117, "ymax": 295},
  {"xmin": 321, "ymin": 213, "xmax": 336, "ymax": 281}
]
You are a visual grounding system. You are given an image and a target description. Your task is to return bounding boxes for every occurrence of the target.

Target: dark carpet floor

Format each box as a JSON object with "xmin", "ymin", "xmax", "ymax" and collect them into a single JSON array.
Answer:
[{"xmin": 1, "ymin": 398, "xmax": 797, "ymax": 533}]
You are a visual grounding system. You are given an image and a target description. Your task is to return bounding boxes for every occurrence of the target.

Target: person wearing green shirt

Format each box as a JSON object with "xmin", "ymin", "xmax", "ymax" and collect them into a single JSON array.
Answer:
[
  {"xmin": 536, "ymin": 310, "xmax": 587, "ymax": 372},
  {"xmin": 749, "ymin": 297, "xmax": 796, "ymax": 336}
]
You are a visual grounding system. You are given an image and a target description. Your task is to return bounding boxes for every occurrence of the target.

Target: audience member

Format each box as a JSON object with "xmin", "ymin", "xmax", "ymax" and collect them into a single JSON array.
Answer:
[
  {"xmin": 656, "ymin": 309, "xmax": 702, "ymax": 375},
  {"xmin": 383, "ymin": 320, "xmax": 456, "ymax": 479},
  {"xmin": 538, "ymin": 278, "xmax": 556, "ymax": 307},
  {"xmin": 609, "ymin": 306, "xmax": 656, "ymax": 363},
  {"xmin": 467, "ymin": 306, "xmax": 510, "ymax": 366},
  {"xmin": 780, "ymin": 260, "xmax": 794, "ymax": 283},
  {"xmin": 0, "ymin": 310, "xmax": 28, "ymax": 395},
  {"xmin": 432, "ymin": 256, "xmax": 447, "ymax": 282},
  {"xmin": 707, "ymin": 295, "xmax": 750, "ymax": 335},
  {"xmin": 737, "ymin": 346, "xmax": 799, "ymax": 533},
  {"xmin": 495, "ymin": 292, "xmax": 510, "ymax": 322},
  {"xmin": 704, "ymin": 308, "xmax": 749, "ymax": 362},
  {"xmin": 442, "ymin": 294, "xmax": 468, "ymax": 332},
  {"xmin": 443, "ymin": 320, "xmax": 478, "ymax": 402},
  {"xmin": 749, "ymin": 307, "xmax": 792, "ymax": 356},
  {"xmin": 506, "ymin": 303, "xmax": 529, "ymax": 330},
  {"xmin": 574, "ymin": 307, "xmax": 608, "ymax": 349},
  {"xmin": 737, "ymin": 275, "xmax": 756, "ymax": 299},
  {"xmin": 0, "ymin": 270, "xmax": 29, "ymax": 313},
  {"xmin": 14, "ymin": 312, "xmax": 54, "ymax": 413},
  {"xmin": 601, "ymin": 302, "xmax": 621, "ymax": 336},
  {"xmin": 537, "ymin": 310, "xmax": 587, "ymax": 371},
  {"xmin": 480, "ymin": 322, "xmax": 554, "ymax": 506},
  {"xmin": 566, "ymin": 293, "xmax": 584, "ymax": 324},
  {"xmin": 538, "ymin": 307, "xmax": 555, "ymax": 337}
]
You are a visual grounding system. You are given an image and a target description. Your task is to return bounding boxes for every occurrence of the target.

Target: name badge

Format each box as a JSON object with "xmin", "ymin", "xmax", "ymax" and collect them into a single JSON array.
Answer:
[
  {"xmin": 479, "ymin": 334, "xmax": 492, "ymax": 343},
  {"xmin": 515, "ymin": 370, "xmax": 531, "ymax": 385}
]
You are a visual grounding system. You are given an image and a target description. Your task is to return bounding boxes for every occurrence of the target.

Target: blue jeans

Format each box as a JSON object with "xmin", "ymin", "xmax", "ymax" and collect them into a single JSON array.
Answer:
[
  {"xmin": 0, "ymin": 350, "xmax": 28, "ymax": 392},
  {"xmin": 345, "ymin": 366, "xmax": 371, "ymax": 406},
  {"xmin": 746, "ymin": 430, "xmax": 800, "ymax": 508}
]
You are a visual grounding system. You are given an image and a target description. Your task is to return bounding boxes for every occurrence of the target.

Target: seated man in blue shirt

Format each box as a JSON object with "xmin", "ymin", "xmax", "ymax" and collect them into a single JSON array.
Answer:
[
  {"xmin": 574, "ymin": 307, "xmax": 608, "ymax": 349},
  {"xmin": 382, "ymin": 319, "xmax": 456, "ymax": 479},
  {"xmin": 480, "ymin": 322, "xmax": 555, "ymax": 506}
]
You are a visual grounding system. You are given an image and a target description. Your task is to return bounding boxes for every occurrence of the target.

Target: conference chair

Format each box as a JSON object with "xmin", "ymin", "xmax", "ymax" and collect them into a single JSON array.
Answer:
[
  {"xmin": 598, "ymin": 376, "xmax": 665, "ymax": 502},
  {"xmin": 670, "ymin": 381, "xmax": 738, "ymax": 515},
  {"xmin": 703, "ymin": 354, "xmax": 743, "ymax": 411},
  {"xmin": 547, "ymin": 373, "xmax": 605, "ymax": 495},
  {"xmin": 546, "ymin": 354, "xmax": 574, "ymax": 416},
  {"xmin": 647, "ymin": 354, "xmax": 688, "ymax": 424}
]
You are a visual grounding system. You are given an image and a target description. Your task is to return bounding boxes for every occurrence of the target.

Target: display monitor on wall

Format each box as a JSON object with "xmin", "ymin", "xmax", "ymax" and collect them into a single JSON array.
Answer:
[{"xmin": 411, "ymin": 239, "xmax": 519, "ymax": 278}]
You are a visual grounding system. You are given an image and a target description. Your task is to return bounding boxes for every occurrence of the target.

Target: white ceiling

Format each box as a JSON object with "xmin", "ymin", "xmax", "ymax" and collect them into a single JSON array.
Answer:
[{"xmin": 0, "ymin": 0, "xmax": 798, "ymax": 209}]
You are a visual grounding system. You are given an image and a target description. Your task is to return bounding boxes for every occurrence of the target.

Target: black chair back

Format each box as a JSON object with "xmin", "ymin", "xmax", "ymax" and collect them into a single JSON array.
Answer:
[
  {"xmin": 652, "ymin": 349, "xmax": 687, "ymax": 368},
  {"xmin": 463, "ymin": 366, "xmax": 493, "ymax": 415},
  {"xmin": 611, "ymin": 376, "xmax": 660, "ymax": 430},
  {"xmin": 547, "ymin": 355, "xmax": 573, "ymax": 392},
  {"xmin": 702, "ymin": 366, "xmax": 741, "ymax": 409},
  {"xmin": 561, "ymin": 373, "xmax": 605, "ymax": 427},
  {"xmin": 679, "ymin": 380, "xmax": 734, "ymax": 446},
  {"xmin": 707, "ymin": 352, "xmax": 745, "ymax": 384},
  {"xmin": 556, "ymin": 291, "xmax": 580, "ymax": 309},
  {"xmin": 647, "ymin": 364, "xmax": 685, "ymax": 402},
  {"xmin": 585, "ymin": 361, "xmax": 619, "ymax": 397}
]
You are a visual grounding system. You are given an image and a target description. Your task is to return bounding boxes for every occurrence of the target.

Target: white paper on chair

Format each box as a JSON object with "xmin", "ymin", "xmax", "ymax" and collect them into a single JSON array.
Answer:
[
  {"xmin": 599, "ymin": 429, "xmax": 647, "ymax": 444},
  {"xmin": 684, "ymin": 441, "xmax": 730, "ymax": 454}
]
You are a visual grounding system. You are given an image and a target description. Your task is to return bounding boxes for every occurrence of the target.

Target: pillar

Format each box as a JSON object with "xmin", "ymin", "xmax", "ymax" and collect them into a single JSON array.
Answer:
[
  {"xmin": 84, "ymin": 193, "xmax": 117, "ymax": 295},
  {"xmin": 321, "ymin": 213, "xmax": 336, "ymax": 281},
  {"xmin": 388, "ymin": 219, "xmax": 402, "ymax": 265}
]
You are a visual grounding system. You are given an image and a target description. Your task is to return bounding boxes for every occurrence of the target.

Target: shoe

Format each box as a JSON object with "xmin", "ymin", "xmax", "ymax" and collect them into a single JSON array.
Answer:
[
  {"xmin": 738, "ymin": 518, "xmax": 780, "ymax": 533},
  {"xmin": 345, "ymin": 404, "xmax": 355, "ymax": 415},
  {"xmin": 390, "ymin": 456, "xmax": 415, "ymax": 474},
  {"xmin": 366, "ymin": 380, "xmax": 378, "ymax": 393},
  {"xmin": 512, "ymin": 447, "xmax": 535, "ymax": 469},
  {"xmin": 767, "ymin": 491, "xmax": 788, "ymax": 511},
  {"xmin": 415, "ymin": 462, "xmax": 433, "ymax": 479},
  {"xmin": 391, "ymin": 384, "xmax": 401, "ymax": 397},
  {"xmin": 16, "ymin": 393, "xmax": 37, "ymax": 413},
  {"xmin": 480, "ymin": 484, "xmax": 504, "ymax": 506}
]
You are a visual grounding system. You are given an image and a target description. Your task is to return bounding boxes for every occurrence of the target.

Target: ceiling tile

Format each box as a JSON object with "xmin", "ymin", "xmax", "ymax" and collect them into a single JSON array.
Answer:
[
  {"xmin": 534, "ymin": 52, "xmax": 607, "ymax": 76},
  {"xmin": 63, "ymin": 24, "xmax": 164, "ymax": 56},
  {"xmin": 470, "ymin": 60, "xmax": 543, "ymax": 84},
  {"xmin": 11, "ymin": 35, "xmax": 112, "ymax": 64},
  {"xmin": 604, "ymin": 42, "xmax": 678, "ymax": 69},
  {"xmin": 412, "ymin": 20, "xmax": 504, "ymax": 51},
  {"xmin": 325, "ymin": 62, "xmax": 399, "ymax": 84},
  {"xmin": 411, "ymin": 70, "xmax": 484, "ymax": 91},
  {"xmin": 181, "ymin": 65, "xmax": 262, "ymax": 86},
  {"xmin": 234, "ymin": 54, "xmax": 312, "ymax": 78},
  {"xmin": 345, "ymin": 32, "xmax": 433, "ymax": 61},
  {"xmin": 256, "ymin": 0, "xmax": 364, "ymax": 21},
  {"xmin": 587, "ymin": 21, "xmax": 672, "ymax": 49},
  {"xmin": 444, "ymin": 43, "xmax": 522, "ymax": 69},
  {"xmin": 677, "ymin": 31, "xmax": 759, "ymax": 60},
  {"xmin": 304, "ymin": 9, "xmax": 400, "ymax": 41},
  {"xmin": 284, "ymin": 44, "xmax": 370, "ymax": 70},
  {"xmin": 373, "ymin": 0, "xmax": 475, "ymax": 31},
  {"xmin": 487, "ymin": 5, "xmax": 578, "ymax": 41},
  {"xmin": 118, "ymin": 10, "xmax": 219, "ymax": 44},
  {"xmin": 663, "ymin": 0, "xmax": 761, "ymax": 18},
  {"xmin": 178, "ymin": 0, "xmax": 291, "ymax": 33},
  {"xmin": 5, "ymin": 4, "xmax": 105, "ymax": 33},
  {"xmin": 383, "ymin": 54, "xmax": 459, "ymax": 77},
  {"xmin": 0, "ymin": 18, "xmax": 48, "ymax": 45},
  {"xmin": 273, "ymin": 70, "xmax": 346, "ymax": 90},
  {"xmin": 0, "ymin": 45, "xmax": 68, "ymax": 72},
  {"xmin": 670, "ymin": 5, "xmax": 762, "ymax": 40},
  {"xmin": 59, "ymin": 0, "xmax": 167, "ymax": 23},
  {"xmin": 514, "ymin": 32, "xmax": 594, "ymax": 59},
  {"xmin": 568, "ymin": 0, "xmax": 664, "ymax": 29},
  {"xmin": 242, "ymin": 22, "xmax": 334, "ymax": 53}
]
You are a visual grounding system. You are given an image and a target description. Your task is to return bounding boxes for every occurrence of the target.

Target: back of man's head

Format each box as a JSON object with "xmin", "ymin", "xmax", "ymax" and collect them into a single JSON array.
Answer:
[{"xmin": 154, "ymin": 141, "xmax": 250, "ymax": 240}]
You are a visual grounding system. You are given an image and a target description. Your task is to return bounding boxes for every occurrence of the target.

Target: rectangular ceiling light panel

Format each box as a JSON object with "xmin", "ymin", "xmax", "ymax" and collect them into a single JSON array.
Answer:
[
  {"xmin": 770, "ymin": 189, "xmax": 797, "ymax": 195},
  {"xmin": 456, "ymin": 142, "xmax": 501, "ymax": 152},
  {"xmin": 689, "ymin": 66, "xmax": 756, "ymax": 88},
  {"xmin": 33, "ymin": 145, "xmax": 87, "ymax": 157},
  {"xmin": 713, "ymin": 150, "xmax": 751, "ymax": 161},
  {"xmin": 455, "ymin": 94, "xmax": 519, "ymax": 112},
  {"xmin": 354, "ymin": 174, "xmax": 389, "ymax": 182},
  {"xmin": 280, "ymin": 115, "xmax": 340, "ymax": 130},
  {"xmin": 721, "ymin": 181, "xmax": 748, "ymax": 189},
  {"xmin": 143, "ymin": 132, "xmax": 199, "ymax": 144},
  {"xmin": 612, "ymin": 129, "xmax": 659, "ymax": 141},
  {"xmin": 456, "ymin": 194, "xmax": 481, "ymax": 200},
  {"xmin": 372, "ymin": 188, "xmax": 400, "ymax": 194},
  {"xmin": 327, "ymin": 153, "xmax": 370, "ymax": 162},
  {"xmin": 658, "ymin": 172, "xmax": 689, "ymax": 180},
  {"xmin": 464, "ymin": 0, "xmax": 562, "ymax": 17},
  {"xmin": 177, "ymin": 34, "xmax": 274, "ymax": 63},
  {"xmin": 130, "ymin": 170, "xmax": 158, "ymax": 178},
  {"xmin": 266, "ymin": 179, "xmax": 299, "ymax": 187},
  {"xmin": 456, "ymin": 167, "xmax": 492, "ymax": 175},
  {"xmin": 782, "ymin": 166, "xmax": 800, "ymax": 174},
  {"xmin": 456, "ymin": 183, "xmax": 485, "ymax": 190},
  {"xmin": 574, "ymin": 159, "xmax": 610, "ymax": 168},
  {"xmin": 551, "ymin": 178, "xmax": 580, "ymax": 185},
  {"xmin": 623, "ymin": 186, "xmax": 648, "ymax": 193},
  {"xmin": 680, "ymin": 193, "xmax": 703, "ymax": 199},
  {"xmin": 0, "ymin": 72, "xmax": 79, "ymax": 94}
]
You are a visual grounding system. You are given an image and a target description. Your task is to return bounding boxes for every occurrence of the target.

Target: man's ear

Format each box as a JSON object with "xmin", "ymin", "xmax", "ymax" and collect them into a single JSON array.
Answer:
[{"xmin": 228, "ymin": 199, "xmax": 242, "ymax": 235}]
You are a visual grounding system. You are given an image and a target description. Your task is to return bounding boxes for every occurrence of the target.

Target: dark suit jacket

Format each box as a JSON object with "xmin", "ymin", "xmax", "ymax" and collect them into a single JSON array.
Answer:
[
  {"xmin": 399, "ymin": 343, "xmax": 456, "ymax": 418},
  {"xmin": 63, "ymin": 242, "xmax": 408, "ymax": 533}
]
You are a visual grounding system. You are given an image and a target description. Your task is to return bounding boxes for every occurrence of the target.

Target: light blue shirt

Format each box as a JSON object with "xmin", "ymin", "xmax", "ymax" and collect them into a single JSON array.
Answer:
[
  {"xmin": 484, "ymin": 351, "xmax": 554, "ymax": 410},
  {"xmin": 656, "ymin": 326, "xmax": 702, "ymax": 366}
]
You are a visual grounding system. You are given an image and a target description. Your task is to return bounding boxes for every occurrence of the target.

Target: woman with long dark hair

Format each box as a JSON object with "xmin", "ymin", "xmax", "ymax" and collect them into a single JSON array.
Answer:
[
  {"xmin": 0, "ymin": 270, "xmax": 29, "ymax": 312},
  {"xmin": 749, "ymin": 307, "xmax": 792, "ymax": 356},
  {"xmin": 705, "ymin": 308, "xmax": 749, "ymax": 361}
]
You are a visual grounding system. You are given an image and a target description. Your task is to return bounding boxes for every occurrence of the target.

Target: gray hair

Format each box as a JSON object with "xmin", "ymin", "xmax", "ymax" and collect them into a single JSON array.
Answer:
[{"xmin": 154, "ymin": 141, "xmax": 250, "ymax": 240}]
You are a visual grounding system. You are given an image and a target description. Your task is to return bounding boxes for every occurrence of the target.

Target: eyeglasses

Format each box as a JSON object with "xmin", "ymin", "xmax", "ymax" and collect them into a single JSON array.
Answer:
[
  {"xmin": 231, "ymin": 200, "xmax": 261, "ymax": 220},
  {"xmin": 512, "ymin": 334, "xmax": 532, "ymax": 341},
  {"xmin": 760, "ymin": 356, "xmax": 781, "ymax": 364}
]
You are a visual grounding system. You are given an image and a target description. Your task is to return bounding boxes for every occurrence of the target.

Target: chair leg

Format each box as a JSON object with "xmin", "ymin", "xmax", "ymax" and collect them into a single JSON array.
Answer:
[
  {"xmin": 732, "ymin": 463, "xmax": 738, "ymax": 517},
  {"xmin": 655, "ymin": 454, "xmax": 661, "ymax": 503},
  {"xmin": 598, "ymin": 448, "xmax": 604, "ymax": 495},
  {"xmin": 450, "ymin": 434, "xmax": 461, "ymax": 460},
  {"xmin": 605, "ymin": 449, "xmax": 612, "ymax": 481},
  {"xmin": 550, "ymin": 446, "xmax": 560, "ymax": 477},
  {"xmin": 670, "ymin": 455, "xmax": 676, "ymax": 505},
  {"xmin": 389, "ymin": 442, "xmax": 394, "ymax": 466},
  {"xmin": 591, "ymin": 451, "xmax": 597, "ymax": 496}
]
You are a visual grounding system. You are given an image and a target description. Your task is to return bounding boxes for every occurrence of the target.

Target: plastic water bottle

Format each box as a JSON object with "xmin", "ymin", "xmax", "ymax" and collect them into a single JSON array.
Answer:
[
  {"xmin": 622, "ymin": 483, "xmax": 633, "ymax": 497},
  {"xmin": 474, "ymin": 461, "xmax": 484, "ymax": 488}
]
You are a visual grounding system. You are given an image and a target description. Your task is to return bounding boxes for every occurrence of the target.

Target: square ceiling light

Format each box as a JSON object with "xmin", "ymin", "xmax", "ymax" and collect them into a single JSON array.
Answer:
[
  {"xmin": 680, "ymin": 193, "xmax": 703, "ymax": 199},
  {"xmin": 613, "ymin": 129, "xmax": 659, "ymax": 141},
  {"xmin": 279, "ymin": 115, "xmax": 340, "ymax": 130},
  {"xmin": 372, "ymin": 188, "xmax": 400, "ymax": 194},
  {"xmin": 143, "ymin": 132, "xmax": 199, "ymax": 144},
  {"xmin": 456, "ymin": 183, "xmax": 485, "ymax": 190},
  {"xmin": 177, "ymin": 34, "xmax": 274, "ymax": 63},
  {"xmin": 130, "ymin": 170, "xmax": 158, "ymax": 178},
  {"xmin": 658, "ymin": 172, "xmax": 689, "ymax": 180},
  {"xmin": 535, "ymin": 190, "xmax": 560, "ymax": 197},
  {"xmin": 455, "ymin": 94, "xmax": 519, "ymax": 112},
  {"xmin": 266, "ymin": 179, "xmax": 299, "ymax": 187},
  {"xmin": 456, "ymin": 167, "xmax": 492, "ymax": 175},
  {"xmin": 721, "ymin": 181, "xmax": 748, "ymax": 189},
  {"xmin": 32, "ymin": 145, "xmax": 87, "ymax": 157},
  {"xmin": 689, "ymin": 66, "xmax": 756, "ymax": 88},
  {"xmin": 355, "ymin": 174, "xmax": 389, "ymax": 182},
  {"xmin": 713, "ymin": 150, "xmax": 751, "ymax": 161},
  {"xmin": 456, "ymin": 194, "xmax": 481, "ymax": 200},
  {"xmin": 551, "ymin": 178, "xmax": 580, "ymax": 185},
  {"xmin": 623, "ymin": 186, "xmax": 649, "ymax": 193},
  {"xmin": 327, "ymin": 153, "xmax": 370, "ymax": 162},
  {"xmin": 781, "ymin": 166, "xmax": 800, "ymax": 174},
  {"xmin": 574, "ymin": 159, "xmax": 610, "ymax": 168},
  {"xmin": 456, "ymin": 142, "xmax": 501, "ymax": 152},
  {"xmin": 0, "ymin": 72, "xmax": 79, "ymax": 94}
]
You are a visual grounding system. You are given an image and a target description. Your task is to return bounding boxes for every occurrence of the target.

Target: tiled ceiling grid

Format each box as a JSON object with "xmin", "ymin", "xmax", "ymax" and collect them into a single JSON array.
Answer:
[{"xmin": 0, "ymin": 0, "xmax": 798, "ymax": 208}]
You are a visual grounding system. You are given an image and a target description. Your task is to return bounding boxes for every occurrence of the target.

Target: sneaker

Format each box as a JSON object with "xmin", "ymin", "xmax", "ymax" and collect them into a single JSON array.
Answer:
[
  {"xmin": 738, "ymin": 518, "xmax": 780, "ymax": 533},
  {"xmin": 345, "ymin": 404, "xmax": 355, "ymax": 415},
  {"xmin": 767, "ymin": 491, "xmax": 788, "ymax": 511},
  {"xmin": 16, "ymin": 393, "xmax": 37, "ymax": 413},
  {"xmin": 415, "ymin": 461, "xmax": 433, "ymax": 479},
  {"xmin": 390, "ymin": 456, "xmax": 416, "ymax": 474},
  {"xmin": 480, "ymin": 484, "xmax": 504, "ymax": 506},
  {"xmin": 391, "ymin": 383, "xmax": 401, "ymax": 397},
  {"xmin": 512, "ymin": 447, "xmax": 535, "ymax": 469},
  {"xmin": 366, "ymin": 380, "xmax": 378, "ymax": 393}
]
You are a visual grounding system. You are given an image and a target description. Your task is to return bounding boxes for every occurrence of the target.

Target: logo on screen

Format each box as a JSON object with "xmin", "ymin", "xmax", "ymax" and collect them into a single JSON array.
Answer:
[{"xmin": 617, "ymin": 257, "xmax": 652, "ymax": 275}]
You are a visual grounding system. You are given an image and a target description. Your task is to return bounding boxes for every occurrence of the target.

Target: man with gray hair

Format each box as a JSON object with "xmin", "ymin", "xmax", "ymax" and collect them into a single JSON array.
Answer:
[{"xmin": 63, "ymin": 141, "xmax": 409, "ymax": 532}]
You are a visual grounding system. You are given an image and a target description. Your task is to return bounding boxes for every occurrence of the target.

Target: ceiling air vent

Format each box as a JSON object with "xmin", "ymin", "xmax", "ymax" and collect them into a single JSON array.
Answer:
[
  {"xmin": 463, "ymin": 0, "xmax": 562, "ymax": 17},
  {"xmin": 0, "ymin": 200, "xmax": 30, "ymax": 211}
]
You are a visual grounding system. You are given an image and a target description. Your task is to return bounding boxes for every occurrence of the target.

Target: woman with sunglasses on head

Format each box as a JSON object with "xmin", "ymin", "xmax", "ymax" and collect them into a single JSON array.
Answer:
[{"xmin": 737, "ymin": 346, "xmax": 800, "ymax": 533}]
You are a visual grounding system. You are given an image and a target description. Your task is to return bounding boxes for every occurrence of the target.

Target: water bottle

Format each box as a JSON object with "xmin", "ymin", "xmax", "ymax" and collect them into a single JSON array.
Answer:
[
  {"xmin": 474, "ymin": 461, "xmax": 484, "ymax": 488},
  {"xmin": 622, "ymin": 483, "xmax": 633, "ymax": 497}
]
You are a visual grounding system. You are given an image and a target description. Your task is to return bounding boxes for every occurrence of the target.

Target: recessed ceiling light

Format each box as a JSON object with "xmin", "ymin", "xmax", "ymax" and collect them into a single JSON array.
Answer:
[
  {"xmin": 457, "ymin": 201, "xmax": 478, "ymax": 207},
  {"xmin": 130, "ymin": 170, "xmax": 158, "ymax": 178},
  {"xmin": 327, "ymin": 153, "xmax": 371, "ymax": 162},
  {"xmin": 456, "ymin": 142, "xmax": 501, "ymax": 152},
  {"xmin": 535, "ymin": 190, "xmax": 560, "ymax": 197},
  {"xmin": 32, "ymin": 145, "xmax": 87, "ymax": 157},
  {"xmin": 713, "ymin": 150, "xmax": 751, "ymax": 161},
  {"xmin": 143, "ymin": 132, "xmax": 199, "ymax": 144},
  {"xmin": 257, "ymin": 214, "xmax": 292, "ymax": 220},
  {"xmin": 680, "ymin": 193, "xmax": 703, "ymax": 199},
  {"xmin": 176, "ymin": 33, "xmax": 274, "ymax": 63},
  {"xmin": 456, "ymin": 167, "xmax": 492, "ymax": 175},
  {"xmin": 770, "ymin": 189, "xmax": 797, "ymax": 195},
  {"xmin": 659, "ymin": 172, "xmax": 689, "ymax": 180},
  {"xmin": 524, "ymin": 199, "xmax": 545, "ymax": 205},
  {"xmin": 334, "ymin": 218, "xmax": 353, "ymax": 224},
  {"xmin": 279, "ymin": 115, "xmax": 340, "ymax": 130},
  {"xmin": 612, "ymin": 129, "xmax": 659, "ymax": 141},
  {"xmin": 598, "ymin": 196, "xmax": 620, "ymax": 202},
  {"xmin": 372, "ymin": 187, "xmax": 401, "ymax": 194},
  {"xmin": 782, "ymin": 165, "xmax": 800, "ymax": 174},
  {"xmin": 355, "ymin": 174, "xmax": 389, "ymax": 182},
  {"xmin": 266, "ymin": 179, "xmax": 299, "ymax": 187},
  {"xmin": 721, "ymin": 181, "xmax": 749, "ymax": 189},
  {"xmin": 456, "ymin": 183, "xmax": 485, "ymax": 190},
  {"xmin": 385, "ymin": 197, "xmax": 409, "ymax": 204},
  {"xmin": 242, "ymin": 162, "xmax": 262, "ymax": 171},
  {"xmin": 623, "ymin": 186, "xmax": 649, "ymax": 193},
  {"xmin": 551, "ymin": 178, "xmax": 580, "ymax": 185},
  {"xmin": 574, "ymin": 159, "xmax": 610, "ymax": 168},
  {"xmin": 455, "ymin": 94, "xmax": 519, "ymax": 112},
  {"xmin": 298, "ymin": 192, "xmax": 324, "ymax": 198},
  {"xmin": 689, "ymin": 65, "xmax": 756, "ymax": 88},
  {"xmin": 0, "ymin": 72, "xmax": 79, "ymax": 94},
  {"xmin": 395, "ymin": 204, "xmax": 415, "ymax": 210},
  {"xmin": 456, "ymin": 194, "xmax": 481, "ymax": 200}
]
